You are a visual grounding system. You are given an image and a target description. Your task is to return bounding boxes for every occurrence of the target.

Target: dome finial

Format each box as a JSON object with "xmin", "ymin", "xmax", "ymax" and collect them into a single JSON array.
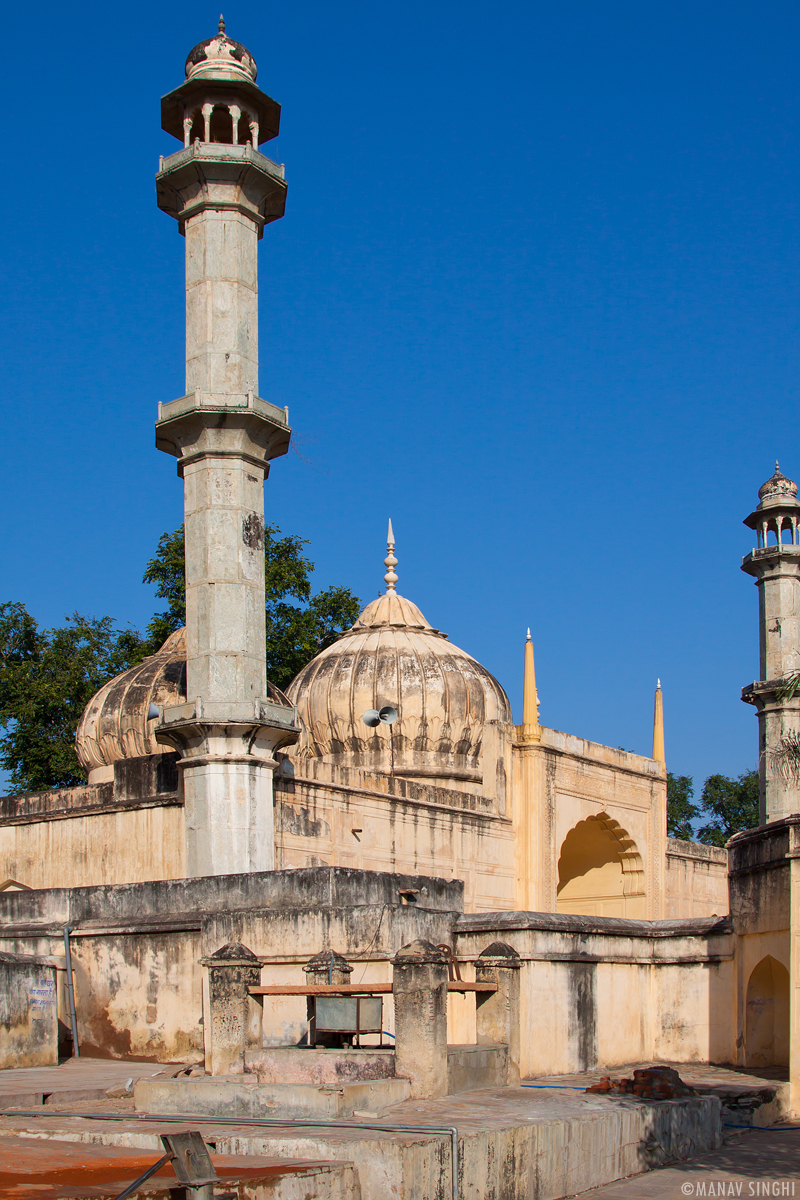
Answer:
[
  {"xmin": 384, "ymin": 520, "xmax": 398, "ymax": 592},
  {"xmin": 776, "ymin": 459, "xmax": 780, "ymax": 473},
  {"xmin": 218, "ymin": 13, "xmax": 226, "ymax": 33}
]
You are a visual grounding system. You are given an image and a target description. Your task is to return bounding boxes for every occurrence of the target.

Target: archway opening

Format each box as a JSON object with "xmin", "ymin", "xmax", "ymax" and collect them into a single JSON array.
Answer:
[
  {"xmin": 745, "ymin": 955, "xmax": 789, "ymax": 1067},
  {"xmin": 556, "ymin": 814, "xmax": 645, "ymax": 918}
]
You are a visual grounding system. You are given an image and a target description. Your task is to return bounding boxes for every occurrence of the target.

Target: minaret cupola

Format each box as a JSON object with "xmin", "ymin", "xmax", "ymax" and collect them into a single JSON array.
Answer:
[{"xmin": 161, "ymin": 15, "xmax": 280, "ymax": 159}]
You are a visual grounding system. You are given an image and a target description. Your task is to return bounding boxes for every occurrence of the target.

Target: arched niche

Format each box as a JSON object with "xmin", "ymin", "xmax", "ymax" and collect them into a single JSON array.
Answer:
[
  {"xmin": 745, "ymin": 955, "xmax": 789, "ymax": 1067},
  {"xmin": 556, "ymin": 812, "xmax": 645, "ymax": 918}
]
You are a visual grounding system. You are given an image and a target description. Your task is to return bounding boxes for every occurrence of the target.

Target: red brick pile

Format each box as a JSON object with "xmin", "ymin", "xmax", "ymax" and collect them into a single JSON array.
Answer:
[{"xmin": 585, "ymin": 1066, "xmax": 696, "ymax": 1100}]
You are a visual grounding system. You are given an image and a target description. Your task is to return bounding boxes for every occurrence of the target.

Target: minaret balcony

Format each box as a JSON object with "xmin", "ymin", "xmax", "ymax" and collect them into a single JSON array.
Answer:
[
  {"xmin": 157, "ymin": 141, "xmax": 287, "ymax": 234},
  {"xmin": 741, "ymin": 544, "xmax": 800, "ymax": 578}
]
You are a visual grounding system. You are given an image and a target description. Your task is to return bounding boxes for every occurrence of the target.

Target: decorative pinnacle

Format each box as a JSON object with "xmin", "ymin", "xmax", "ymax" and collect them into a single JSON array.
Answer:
[
  {"xmin": 218, "ymin": 13, "xmax": 226, "ymax": 33},
  {"xmin": 384, "ymin": 520, "xmax": 398, "ymax": 592},
  {"xmin": 657, "ymin": 678, "xmax": 661, "ymax": 690},
  {"xmin": 526, "ymin": 627, "xmax": 532, "ymax": 641}
]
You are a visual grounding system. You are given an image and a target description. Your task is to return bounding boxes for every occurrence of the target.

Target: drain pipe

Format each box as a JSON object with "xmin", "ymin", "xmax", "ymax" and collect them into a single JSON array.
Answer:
[
  {"xmin": 0, "ymin": 1109, "xmax": 460, "ymax": 1200},
  {"xmin": 62, "ymin": 926, "xmax": 80, "ymax": 1058}
]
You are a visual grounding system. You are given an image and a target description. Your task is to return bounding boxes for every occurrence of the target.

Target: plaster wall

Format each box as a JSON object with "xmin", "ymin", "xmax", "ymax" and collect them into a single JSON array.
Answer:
[
  {"xmin": 664, "ymin": 839, "xmax": 729, "ymax": 918},
  {"xmin": 512, "ymin": 728, "xmax": 666, "ymax": 917},
  {"xmin": 455, "ymin": 912, "xmax": 734, "ymax": 1078},
  {"xmin": 0, "ymin": 802, "xmax": 185, "ymax": 890},
  {"xmin": 275, "ymin": 759, "xmax": 516, "ymax": 912}
]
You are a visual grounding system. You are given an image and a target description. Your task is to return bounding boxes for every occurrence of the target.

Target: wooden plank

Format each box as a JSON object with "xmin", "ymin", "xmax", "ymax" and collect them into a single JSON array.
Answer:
[{"xmin": 249, "ymin": 982, "xmax": 497, "ymax": 996}]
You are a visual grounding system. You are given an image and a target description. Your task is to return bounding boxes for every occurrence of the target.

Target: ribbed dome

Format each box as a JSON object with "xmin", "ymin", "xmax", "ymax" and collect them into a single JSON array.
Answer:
[
  {"xmin": 758, "ymin": 461, "xmax": 798, "ymax": 506},
  {"xmin": 76, "ymin": 628, "xmax": 290, "ymax": 784},
  {"xmin": 286, "ymin": 590, "xmax": 512, "ymax": 782},
  {"xmin": 185, "ymin": 17, "xmax": 257, "ymax": 83}
]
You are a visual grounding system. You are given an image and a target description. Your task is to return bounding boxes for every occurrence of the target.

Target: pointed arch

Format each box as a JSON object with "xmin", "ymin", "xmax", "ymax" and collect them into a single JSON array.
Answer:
[
  {"xmin": 556, "ymin": 812, "xmax": 645, "ymax": 918},
  {"xmin": 746, "ymin": 955, "xmax": 789, "ymax": 1067}
]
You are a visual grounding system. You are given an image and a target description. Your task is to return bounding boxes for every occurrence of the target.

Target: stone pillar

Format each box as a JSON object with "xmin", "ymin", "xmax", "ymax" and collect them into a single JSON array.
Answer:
[
  {"xmin": 200, "ymin": 943, "xmax": 262, "ymax": 1076},
  {"xmin": 154, "ymin": 45, "xmax": 298, "ymax": 875},
  {"xmin": 475, "ymin": 941, "xmax": 522, "ymax": 1085},
  {"xmin": 392, "ymin": 940, "xmax": 449, "ymax": 1099}
]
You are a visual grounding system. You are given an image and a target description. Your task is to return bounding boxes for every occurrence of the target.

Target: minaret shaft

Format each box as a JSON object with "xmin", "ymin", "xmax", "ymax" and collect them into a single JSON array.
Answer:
[{"xmin": 185, "ymin": 210, "xmax": 259, "ymax": 396}]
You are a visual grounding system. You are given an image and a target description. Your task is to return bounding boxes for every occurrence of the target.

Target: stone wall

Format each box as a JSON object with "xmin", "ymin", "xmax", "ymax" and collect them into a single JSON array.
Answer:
[
  {"xmin": 275, "ymin": 758, "xmax": 517, "ymax": 912},
  {"xmin": 0, "ymin": 951, "xmax": 58, "ymax": 1068},
  {"xmin": 0, "ymin": 868, "xmax": 464, "ymax": 1062},
  {"xmin": 664, "ymin": 838, "xmax": 729, "ymax": 918},
  {"xmin": 454, "ymin": 911, "xmax": 734, "ymax": 1077}
]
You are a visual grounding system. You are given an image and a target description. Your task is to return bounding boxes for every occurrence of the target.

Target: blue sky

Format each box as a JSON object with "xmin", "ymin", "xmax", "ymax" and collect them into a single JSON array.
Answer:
[{"xmin": 2, "ymin": 1, "xmax": 798, "ymax": 792}]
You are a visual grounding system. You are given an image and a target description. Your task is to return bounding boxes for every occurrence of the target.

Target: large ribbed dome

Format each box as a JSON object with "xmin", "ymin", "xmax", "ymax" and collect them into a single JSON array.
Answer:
[{"xmin": 286, "ymin": 580, "xmax": 511, "ymax": 783}]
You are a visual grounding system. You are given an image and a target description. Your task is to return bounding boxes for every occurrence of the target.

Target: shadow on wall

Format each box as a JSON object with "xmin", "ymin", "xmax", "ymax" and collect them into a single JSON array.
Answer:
[
  {"xmin": 556, "ymin": 813, "xmax": 646, "ymax": 919},
  {"xmin": 746, "ymin": 955, "xmax": 789, "ymax": 1067}
]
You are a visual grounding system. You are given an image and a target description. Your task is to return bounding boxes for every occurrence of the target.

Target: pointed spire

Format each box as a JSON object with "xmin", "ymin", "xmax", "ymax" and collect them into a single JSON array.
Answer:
[
  {"xmin": 384, "ymin": 520, "xmax": 398, "ymax": 592},
  {"xmin": 218, "ymin": 13, "xmax": 226, "ymax": 34},
  {"xmin": 652, "ymin": 679, "xmax": 665, "ymax": 764},
  {"xmin": 521, "ymin": 628, "xmax": 541, "ymax": 742}
]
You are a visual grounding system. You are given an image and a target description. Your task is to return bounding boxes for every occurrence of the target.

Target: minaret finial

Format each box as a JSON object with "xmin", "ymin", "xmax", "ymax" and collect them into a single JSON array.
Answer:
[
  {"xmin": 652, "ymin": 679, "xmax": 665, "ymax": 764},
  {"xmin": 219, "ymin": 13, "xmax": 226, "ymax": 34},
  {"xmin": 384, "ymin": 520, "xmax": 398, "ymax": 592},
  {"xmin": 526, "ymin": 627, "xmax": 532, "ymax": 642},
  {"xmin": 776, "ymin": 459, "xmax": 781, "ymax": 473}
]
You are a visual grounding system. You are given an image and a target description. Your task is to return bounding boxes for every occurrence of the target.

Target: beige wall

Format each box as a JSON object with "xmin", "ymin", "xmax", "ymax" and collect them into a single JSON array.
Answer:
[
  {"xmin": 664, "ymin": 839, "xmax": 729, "ymax": 918},
  {"xmin": 0, "ymin": 805, "xmax": 185, "ymax": 891},
  {"xmin": 455, "ymin": 916, "xmax": 735, "ymax": 1077},
  {"xmin": 513, "ymin": 727, "xmax": 666, "ymax": 918},
  {"xmin": 275, "ymin": 759, "xmax": 517, "ymax": 913}
]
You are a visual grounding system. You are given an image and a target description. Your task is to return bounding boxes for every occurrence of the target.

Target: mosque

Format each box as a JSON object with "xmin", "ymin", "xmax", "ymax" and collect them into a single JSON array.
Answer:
[{"xmin": 0, "ymin": 20, "xmax": 796, "ymax": 1134}]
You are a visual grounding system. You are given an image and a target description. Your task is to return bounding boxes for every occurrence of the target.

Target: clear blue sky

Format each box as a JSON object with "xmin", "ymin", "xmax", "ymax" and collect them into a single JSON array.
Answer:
[{"xmin": 1, "ymin": 1, "xmax": 797, "ymax": 792}]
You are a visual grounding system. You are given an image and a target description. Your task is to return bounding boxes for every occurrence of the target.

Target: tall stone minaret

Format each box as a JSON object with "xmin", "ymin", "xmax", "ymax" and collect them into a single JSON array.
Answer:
[
  {"xmin": 742, "ymin": 463, "xmax": 800, "ymax": 824},
  {"xmin": 154, "ymin": 20, "xmax": 298, "ymax": 877}
]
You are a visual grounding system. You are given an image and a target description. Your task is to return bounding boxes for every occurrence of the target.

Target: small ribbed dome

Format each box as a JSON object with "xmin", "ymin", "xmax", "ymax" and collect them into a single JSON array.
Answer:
[
  {"xmin": 286, "ymin": 588, "xmax": 511, "ymax": 783},
  {"xmin": 76, "ymin": 628, "xmax": 290, "ymax": 784},
  {"xmin": 185, "ymin": 17, "xmax": 257, "ymax": 83},
  {"xmin": 758, "ymin": 461, "xmax": 798, "ymax": 505}
]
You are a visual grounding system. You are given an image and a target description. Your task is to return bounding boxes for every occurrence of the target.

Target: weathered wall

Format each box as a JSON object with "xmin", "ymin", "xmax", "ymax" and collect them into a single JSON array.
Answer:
[
  {"xmin": 454, "ymin": 911, "xmax": 734, "ymax": 1077},
  {"xmin": 728, "ymin": 819, "xmax": 794, "ymax": 1070},
  {"xmin": 275, "ymin": 758, "xmax": 516, "ymax": 912},
  {"xmin": 0, "ymin": 800, "xmax": 185, "ymax": 890},
  {"xmin": 0, "ymin": 868, "xmax": 464, "ymax": 1062},
  {"xmin": 664, "ymin": 839, "xmax": 729, "ymax": 918},
  {"xmin": 0, "ymin": 952, "xmax": 58, "ymax": 1068}
]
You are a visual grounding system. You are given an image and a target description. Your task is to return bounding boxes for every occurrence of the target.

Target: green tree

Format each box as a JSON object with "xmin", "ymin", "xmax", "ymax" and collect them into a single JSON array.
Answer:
[
  {"xmin": 666, "ymin": 771, "xmax": 699, "ymax": 840},
  {"xmin": 143, "ymin": 525, "xmax": 361, "ymax": 691},
  {"xmin": 695, "ymin": 769, "xmax": 759, "ymax": 847},
  {"xmin": 0, "ymin": 605, "xmax": 145, "ymax": 791}
]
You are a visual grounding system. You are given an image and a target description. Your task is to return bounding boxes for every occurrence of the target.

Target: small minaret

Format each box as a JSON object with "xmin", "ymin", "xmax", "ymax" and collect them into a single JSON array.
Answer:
[
  {"xmin": 154, "ymin": 21, "xmax": 298, "ymax": 877},
  {"xmin": 742, "ymin": 463, "xmax": 800, "ymax": 824},
  {"xmin": 521, "ymin": 629, "xmax": 541, "ymax": 742},
  {"xmin": 652, "ymin": 680, "xmax": 665, "ymax": 764}
]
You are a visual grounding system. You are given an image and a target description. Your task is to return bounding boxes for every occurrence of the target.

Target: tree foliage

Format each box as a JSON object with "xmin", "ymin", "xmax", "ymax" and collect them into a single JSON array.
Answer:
[
  {"xmin": 0, "ymin": 525, "xmax": 361, "ymax": 792},
  {"xmin": 0, "ymin": 605, "xmax": 145, "ymax": 792},
  {"xmin": 695, "ymin": 769, "xmax": 759, "ymax": 847},
  {"xmin": 666, "ymin": 772, "xmax": 700, "ymax": 840}
]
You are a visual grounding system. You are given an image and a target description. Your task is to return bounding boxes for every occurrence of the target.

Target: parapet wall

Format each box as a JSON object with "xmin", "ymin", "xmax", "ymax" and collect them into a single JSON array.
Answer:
[{"xmin": 664, "ymin": 838, "xmax": 729, "ymax": 918}]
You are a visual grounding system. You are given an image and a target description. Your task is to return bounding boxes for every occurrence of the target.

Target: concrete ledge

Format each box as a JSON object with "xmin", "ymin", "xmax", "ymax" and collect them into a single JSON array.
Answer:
[
  {"xmin": 134, "ymin": 1075, "xmax": 411, "ymax": 1120},
  {"xmin": 248, "ymin": 1048, "xmax": 397, "ymax": 1086}
]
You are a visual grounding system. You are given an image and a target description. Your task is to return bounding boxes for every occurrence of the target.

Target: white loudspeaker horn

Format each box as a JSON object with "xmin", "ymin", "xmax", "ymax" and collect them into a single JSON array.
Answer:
[
  {"xmin": 362, "ymin": 709, "xmax": 381, "ymax": 728},
  {"xmin": 379, "ymin": 706, "xmax": 398, "ymax": 725},
  {"xmin": 147, "ymin": 703, "xmax": 160, "ymax": 721}
]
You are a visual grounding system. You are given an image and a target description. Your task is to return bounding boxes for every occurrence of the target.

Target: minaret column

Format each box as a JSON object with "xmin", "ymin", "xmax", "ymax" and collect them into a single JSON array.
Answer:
[
  {"xmin": 742, "ymin": 463, "xmax": 800, "ymax": 824},
  {"xmin": 152, "ymin": 22, "xmax": 298, "ymax": 876}
]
